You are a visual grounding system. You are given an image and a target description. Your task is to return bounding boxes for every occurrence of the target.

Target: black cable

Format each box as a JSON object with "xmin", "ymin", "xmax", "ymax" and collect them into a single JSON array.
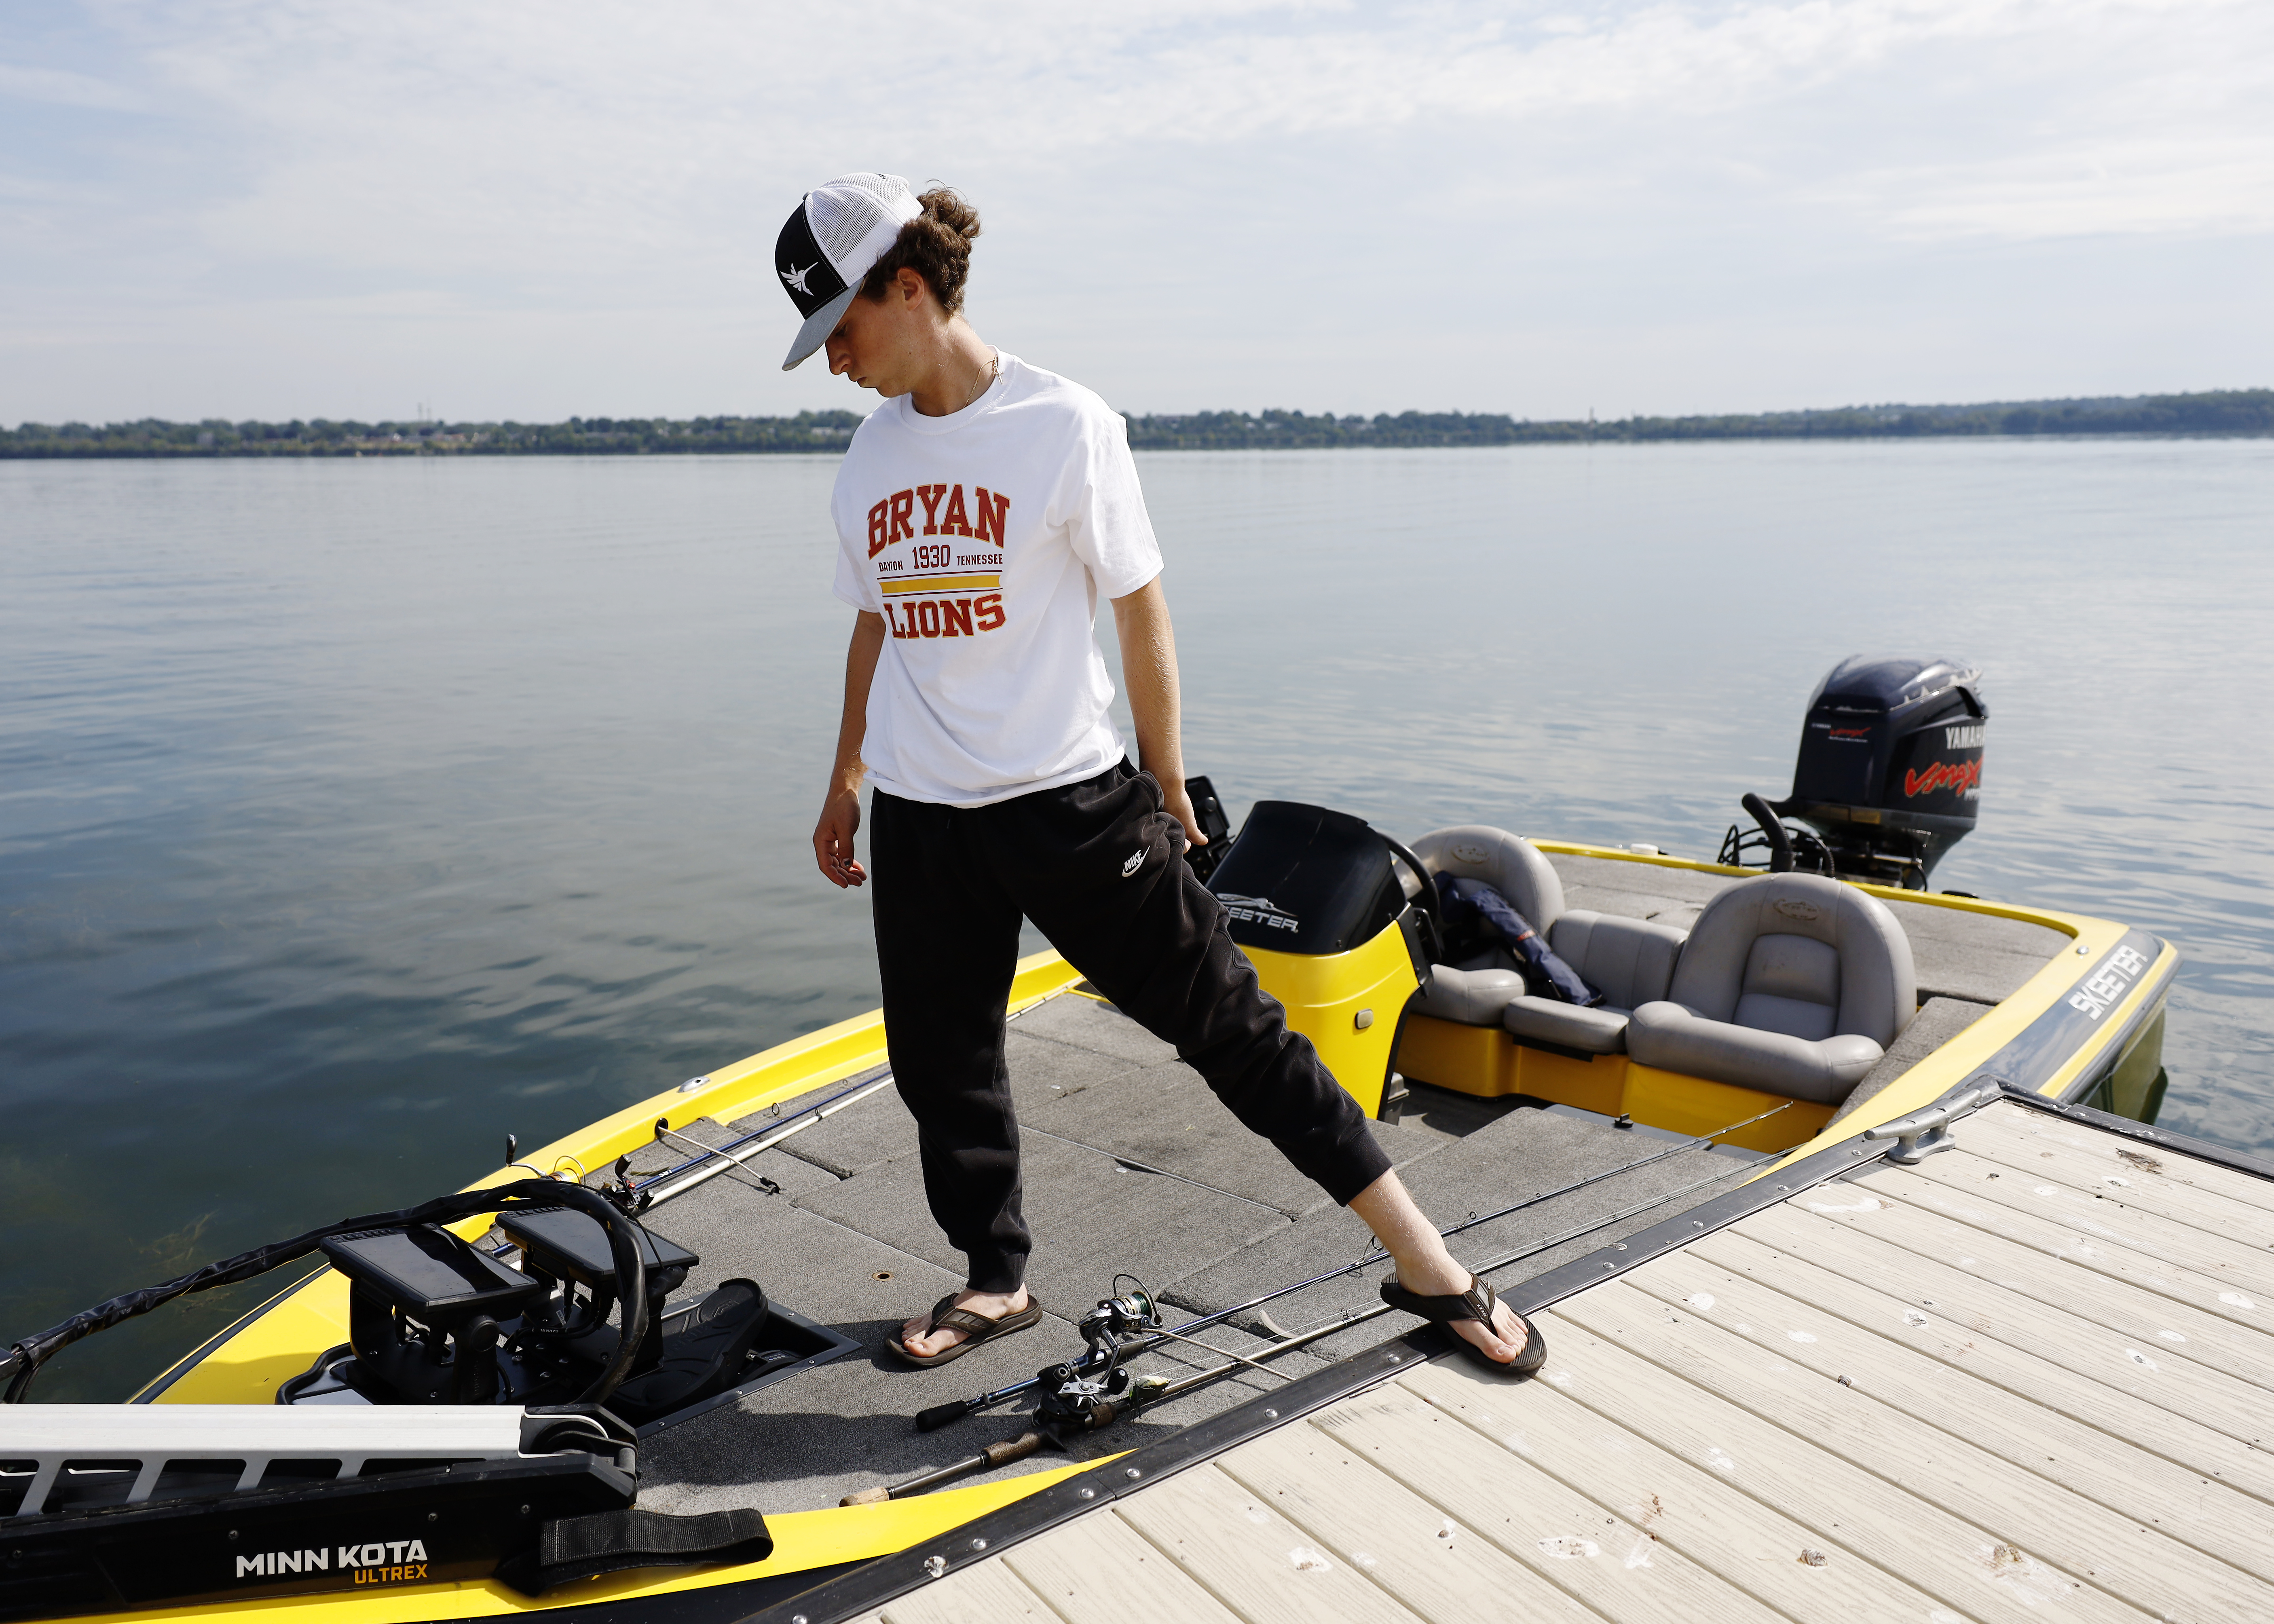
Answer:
[
  {"xmin": 1741, "ymin": 794, "xmax": 1794, "ymax": 872},
  {"xmin": 2, "ymin": 1179, "xmax": 647, "ymax": 1405}
]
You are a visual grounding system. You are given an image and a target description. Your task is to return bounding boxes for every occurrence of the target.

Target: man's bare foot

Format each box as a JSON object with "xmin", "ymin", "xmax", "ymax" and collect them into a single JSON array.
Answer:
[
  {"xmin": 1350, "ymin": 1170, "xmax": 1532, "ymax": 1366},
  {"xmin": 1390, "ymin": 1255, "xmax": 1531, "ymax": 1364},
  {"xmin": 898, "ymin": 1287, "xmax": 1030, "ymax": 1360}
]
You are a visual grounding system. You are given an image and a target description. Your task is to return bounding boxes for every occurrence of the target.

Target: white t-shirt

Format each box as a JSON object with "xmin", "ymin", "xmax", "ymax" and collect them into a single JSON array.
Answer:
[{"xmin": 830, "ymin": 353, "xmax": 1164, "ymax": 808}]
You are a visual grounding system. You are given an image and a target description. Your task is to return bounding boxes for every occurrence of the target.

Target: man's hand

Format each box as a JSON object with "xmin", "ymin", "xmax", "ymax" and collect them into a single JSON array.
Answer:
[
  {"xmin": 814, "ymin": 787, "xmax": 866, "ymax": 887},
  {"xmin": 1161, "ymin": 778, "xmax": 1207, "ymax": 853},
  {"xmin": 817, "ymin": 612, "xmax": 886, "ymax": 890}
]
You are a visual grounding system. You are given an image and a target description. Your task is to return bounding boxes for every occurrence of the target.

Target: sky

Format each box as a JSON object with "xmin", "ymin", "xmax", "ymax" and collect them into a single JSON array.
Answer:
[{"xmin": 3, "ymin": 0, "xmax": 2270, "ymax": 425}]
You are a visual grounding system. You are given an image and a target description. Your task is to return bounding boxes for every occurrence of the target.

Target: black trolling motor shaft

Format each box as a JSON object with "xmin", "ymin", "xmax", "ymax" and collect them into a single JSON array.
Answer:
[{"xmin": 914, "ymin": 1101, "xmax": 1786, "ymax": 1432}]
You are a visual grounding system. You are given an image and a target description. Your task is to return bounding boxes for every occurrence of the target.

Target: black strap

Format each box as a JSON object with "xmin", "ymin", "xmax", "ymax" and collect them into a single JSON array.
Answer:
[
  {"xmin": 1381, "ymin": 1272, "xmax": 1498, "ymax": 1325},
  {"xmin": 497, "ymin": 1507, "xmax": 773, "ymax": 1597}
]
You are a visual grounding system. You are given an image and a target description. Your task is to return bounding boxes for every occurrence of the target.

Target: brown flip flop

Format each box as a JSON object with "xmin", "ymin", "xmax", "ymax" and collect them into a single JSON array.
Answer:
[
  {"xmin": 1378, "ymin": 1272, "xmax": 1546, "ymax": 1375},
  {"xmin": 889, "ymin": 1291, "xmax": 1045, "ymax": 1368}
]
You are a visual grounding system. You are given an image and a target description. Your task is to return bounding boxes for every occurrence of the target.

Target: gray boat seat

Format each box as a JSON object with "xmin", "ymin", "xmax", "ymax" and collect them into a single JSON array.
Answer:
[
  {"xmin": 1503, "ymin": 910, "xmax": 1688, "ymax": 1055},
  {"xmin": 1410, "ymin": 827, "xmax": 1565, "ymax": 1027},
  {"xmin": 1626, "ymin": 874, "xmax": 1917, "ymax": 1103}
]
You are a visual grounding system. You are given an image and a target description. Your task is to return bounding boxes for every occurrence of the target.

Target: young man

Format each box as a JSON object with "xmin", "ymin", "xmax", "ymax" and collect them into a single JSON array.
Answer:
[{"xmin": 778, "ymin": 172, "xmax": 1539, "ymax": 1373}]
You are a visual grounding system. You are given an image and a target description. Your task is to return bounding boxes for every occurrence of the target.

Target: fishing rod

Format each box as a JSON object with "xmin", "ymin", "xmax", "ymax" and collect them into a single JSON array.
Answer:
[
  {"xmin": 627, "ymin": 1071, "xmax": 897, "ymax": 1206},
  {"xmin": 862, "ymin": 1153, "xmax": 1749, "ymax": 1500},
  {"xmin": 843, "ymin": 1296, "xmax": 1383, "ymax": 1506},
  {"xmin": 1378, "ymin": 1100, "xmax": 1790, "ymax": 1264},
  {"xmin": 914, "ymin": 1101, "xmax": 1787, "ymax": 1431},
  {"xmin": 627, "ymin": 994, "xmax": 1056, "ymax": 1202}
]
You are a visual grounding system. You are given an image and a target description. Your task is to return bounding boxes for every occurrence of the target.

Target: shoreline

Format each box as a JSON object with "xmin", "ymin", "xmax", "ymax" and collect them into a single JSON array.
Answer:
[{"xmin": 6, "ymin": 389, "xmax": 2269, "ymax": 459}]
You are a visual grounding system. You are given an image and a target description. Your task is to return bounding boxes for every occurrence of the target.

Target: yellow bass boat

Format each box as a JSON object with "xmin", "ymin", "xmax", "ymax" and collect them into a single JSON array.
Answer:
[{"xmin": 0, "ymin": 657, "xmax": 2194, "ymax": 1623}]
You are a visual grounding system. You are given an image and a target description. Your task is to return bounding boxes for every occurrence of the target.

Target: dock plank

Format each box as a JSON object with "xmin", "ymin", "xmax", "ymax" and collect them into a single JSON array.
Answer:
[
  {"xmin": 1528, "ymin": 1311, "xmax": 2149, "ymax": 1624},
  {"xmin": 1311, "ymin": 1381, "xmax": 1824, "ymax": 1623},
  {"xmin": 876, "ymin": 1558, "xmax": 1060, "ymax": 1623},
  {"xmin": 1559, "ymin": 1277, "xmax": 2274, "ymax": 1623},
  {"xmin": 1766, "ymin": 1183, "xmax": 2274, "ymax": 1394},
  {"xmin": 1964, "ymin": 1104, "xmax": 2274, "ymax": 1216},
  {"xmin": 1963, "ymin": 1107, "xmax": 2274, "ymax": 1233},
  {"xmin": 1215, "ymin": 1422, "xmax": 1603, "ymax": 1624},
  {"xmin": 1639, "ymin": 1238, "xmax": 2274, "ymax": 1573},
  {"xmin": 1110, "ymin": 1461, "xmax": 1431, "ymax": 1624},
  {"xmin": 1734, "ymin": 1202, "xmax": 2274, "ymax": 1454},
  {"xmin": 1854, "ymin": 1163, "xmax": 2270, "ymax": 1332},
  {"xmin": 1893, "ymin": 1151, "xmax": 2274, "ymax": 1295},
  {"xmin": 1002, "ymin": 1512, "xmax": 1248, "ymax": 1624},
  {"xmin": 1396, "ymin": 1358, "xmax": 1963, "ymax": 1624}
]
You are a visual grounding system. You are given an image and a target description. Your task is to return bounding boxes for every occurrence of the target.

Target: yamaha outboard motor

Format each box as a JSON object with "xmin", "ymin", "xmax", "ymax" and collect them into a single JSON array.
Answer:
[{"xmin": 1762, "ymin": 655, "xmax": 1987, "ymax": 888}]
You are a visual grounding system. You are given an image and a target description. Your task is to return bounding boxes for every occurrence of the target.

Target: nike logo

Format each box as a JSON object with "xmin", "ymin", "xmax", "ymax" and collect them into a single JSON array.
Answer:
[
  {"xmin": 1121, "ymin": 848, "xmax": 1145, "ymax": 878},
  {"xmin": 782, "ymin": 261, "xmax": 817, "ymax": 295}
]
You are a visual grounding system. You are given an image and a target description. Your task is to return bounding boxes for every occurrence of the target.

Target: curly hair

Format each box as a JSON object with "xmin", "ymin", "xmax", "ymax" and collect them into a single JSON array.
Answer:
[{"xmin": 860, "ymin": 187, "xmax": 981, "ymax": 315}]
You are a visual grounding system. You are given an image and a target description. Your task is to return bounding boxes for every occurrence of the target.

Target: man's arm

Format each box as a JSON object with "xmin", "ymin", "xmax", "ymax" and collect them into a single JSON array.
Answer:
[
  {"xmin": 814, "ymin": 610, "xmax": 888, "ymax": 887},
  {"xmin": 1111, "ymin": 576, "xmax": 1205, "ymax": 849}
]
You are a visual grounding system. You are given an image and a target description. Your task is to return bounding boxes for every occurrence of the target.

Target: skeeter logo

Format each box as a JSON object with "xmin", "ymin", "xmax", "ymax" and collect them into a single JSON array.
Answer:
[
  {"xmin": 1902, "ymin": 758, "xmax": 1982, "ymax": 798},
  {"xmin": 1218, "ymin": 893, "xmax": 1299, "ymax": 933},
  {"xmin": 2068, "ymin": 943, "xmax": 2150, "ymax": 1020}
]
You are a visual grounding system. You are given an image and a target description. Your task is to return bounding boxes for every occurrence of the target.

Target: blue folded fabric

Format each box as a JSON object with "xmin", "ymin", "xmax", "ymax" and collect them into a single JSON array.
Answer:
[{"xmin": 1436, "ymin": 876, "xmax": 1603, "ymax": 1007}]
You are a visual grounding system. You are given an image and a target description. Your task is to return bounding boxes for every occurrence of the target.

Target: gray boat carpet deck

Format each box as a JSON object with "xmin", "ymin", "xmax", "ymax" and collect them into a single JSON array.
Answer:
[
  {"xmin": 610, "ymin": 885, "xmax": 2060, "ymax": 1514},
  {"xmin": 613, "ymin": 993, "xmax": 1742, "ymax": 1514}
]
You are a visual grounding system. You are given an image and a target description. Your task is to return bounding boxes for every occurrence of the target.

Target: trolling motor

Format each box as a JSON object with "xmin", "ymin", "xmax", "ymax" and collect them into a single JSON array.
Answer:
[
  {"xmin": 284, "ymin": 1202, "xmax": 780, "ymax": 1426},
  {"xmin": 1723, "ymin": 655, "xmax": 1987, "ymax": 889},
  {"xmin": 0, "ymin": 1172, "xmax": 783, "ymax": 1432},
  {"xmin": 0, "ymin": 1181, "xmax": 782, "ymax": 1613}
]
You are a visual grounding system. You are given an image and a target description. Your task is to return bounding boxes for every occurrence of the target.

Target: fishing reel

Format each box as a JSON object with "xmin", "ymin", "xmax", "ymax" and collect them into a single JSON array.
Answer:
[
  {"xmin": 604, "ymin": 1152, "xmax": 657, "ymax": 1216},
  {"xmin": 1032, "ymin": 1360, "xmax": 1125, "ymax": 1434},
  {"xmin": 1033, "ymin": 1280, "xmax": 1161, "ymax": 1436},
  {"xmin": 1078, "ymin": 1282, "xmax": 1161, "ymax": 1350},
  {"xmin": 279, "ymin": 1199, "xmax": 782, "ymax": 1425}
]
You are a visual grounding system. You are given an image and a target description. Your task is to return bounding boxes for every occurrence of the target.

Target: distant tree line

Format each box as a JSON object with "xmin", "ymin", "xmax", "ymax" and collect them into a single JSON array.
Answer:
[
  {"xmin": 4, "ymin": 389, "xmax": 2268, "ymax": 459},
  {"xmin": 1123, "ymin": 391, "xmax": 2274, "ymax": 448},
  {"xmin": 0, "ymin": 412, "xmax": 864, "ymax": 458}
]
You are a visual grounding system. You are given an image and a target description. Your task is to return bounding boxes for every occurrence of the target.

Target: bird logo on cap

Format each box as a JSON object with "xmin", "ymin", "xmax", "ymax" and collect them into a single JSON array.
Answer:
[{"xmin": 782, "ymin": 261, "xmax": 817, "ymax": 295}]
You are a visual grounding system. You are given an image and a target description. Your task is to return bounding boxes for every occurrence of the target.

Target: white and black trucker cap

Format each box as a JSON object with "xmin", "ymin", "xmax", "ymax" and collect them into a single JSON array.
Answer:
[{"xmin": 775, "ymin": 173, "xmax": 924, "ymax": 370}]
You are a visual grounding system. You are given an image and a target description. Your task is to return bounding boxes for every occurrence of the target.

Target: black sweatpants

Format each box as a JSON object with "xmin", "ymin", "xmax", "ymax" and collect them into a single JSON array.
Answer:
[{"xmin": 870, "ymin": 759, "xmax": 1392, "ymax": 1292}]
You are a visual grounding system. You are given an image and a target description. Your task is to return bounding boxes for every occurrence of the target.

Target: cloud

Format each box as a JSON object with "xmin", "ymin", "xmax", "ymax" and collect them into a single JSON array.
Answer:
[
  {"xmin": 4, "ymin": 0, "xmax": 2270, "ymax": 418},
  {"xmin": 0, "ymin": 60, "xmax": 145, "ymax": 112},
  {"xmin": 92, "ymin": 0, "xmax": 2273, "ymax": 267},
  {"xmin": 1828, "ymin": 139, "xmax": 2274, "ymax": 240}
]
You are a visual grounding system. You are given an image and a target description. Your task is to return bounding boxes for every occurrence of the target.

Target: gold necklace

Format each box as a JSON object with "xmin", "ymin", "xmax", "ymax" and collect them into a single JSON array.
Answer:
[{"xmin": 963, "ymin": 349, "xmax": 999, "ymax": 412}]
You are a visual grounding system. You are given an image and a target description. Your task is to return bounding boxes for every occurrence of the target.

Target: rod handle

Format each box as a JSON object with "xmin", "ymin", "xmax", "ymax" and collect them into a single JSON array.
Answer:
[
  {"xmin": 917, "ymin": 1399, "xmax": 973, "ymax": 1432},
  {"xmin": 984, "ymin": 1431, "xmax": 1046, "ymax": 1466}
]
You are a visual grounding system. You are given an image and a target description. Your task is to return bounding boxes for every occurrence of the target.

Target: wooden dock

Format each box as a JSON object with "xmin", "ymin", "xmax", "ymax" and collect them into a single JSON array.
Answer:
[{"xmin": 817, "ymin": 1097, "xmax": 2274, "ymax": 1624}]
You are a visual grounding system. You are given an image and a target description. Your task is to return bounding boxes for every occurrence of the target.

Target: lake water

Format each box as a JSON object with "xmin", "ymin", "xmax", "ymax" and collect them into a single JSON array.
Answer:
[{"xmin": 4, "ymin": 439, "xmax": 2270, "ymax": 1400}]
